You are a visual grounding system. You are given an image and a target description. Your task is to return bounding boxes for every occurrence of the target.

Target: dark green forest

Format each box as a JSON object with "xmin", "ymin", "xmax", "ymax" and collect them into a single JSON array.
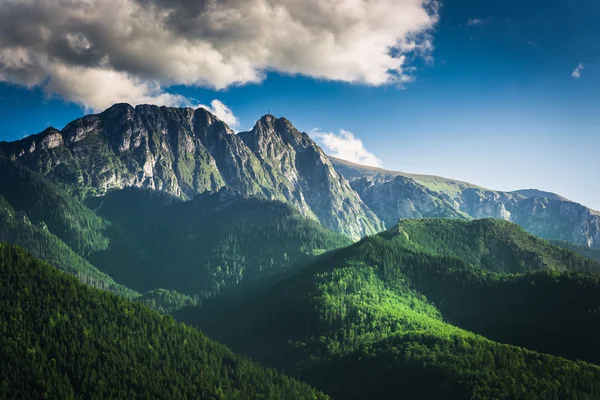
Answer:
[
  {"xmin": 86, "ymin": 187, "xmax": 352, "ymax": 297},
  {"xmin": 179, "ymin": 219, "xmax": 600, "ymax": 399},
  {"xmin": 0, "ymin": 243, "xmax": 327, "ymax": 399},
  {"xmin": 0, "ymin": 159, "xmax": 136, "ymax": 297},
  {"xmin": 551, "ymin": 239, "xmax": 600, "ymax": 264}
]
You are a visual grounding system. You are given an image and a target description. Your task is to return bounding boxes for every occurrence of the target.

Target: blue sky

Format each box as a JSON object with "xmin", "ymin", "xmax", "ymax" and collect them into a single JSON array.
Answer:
[{"xmin": 0, "ymin": 0, "xmax": 598, "ymax": 209}]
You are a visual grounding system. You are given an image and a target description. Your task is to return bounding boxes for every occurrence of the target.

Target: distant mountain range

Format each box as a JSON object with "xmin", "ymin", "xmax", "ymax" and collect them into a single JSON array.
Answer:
[
  {"xmin": 1, "ymin": 103, "xmax": 598, "ymax": 248},
  {"xmin": 330, "ymin": 157, "xmax": 600, "ymax": 248}
]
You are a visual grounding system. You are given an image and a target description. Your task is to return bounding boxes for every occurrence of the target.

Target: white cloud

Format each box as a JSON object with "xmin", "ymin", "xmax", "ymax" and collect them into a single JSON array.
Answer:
[
  {"xmin": 572, "ymin": 63, "xmax": 584, "ymax": 79},
  {"xmin": 0, "ymin": 0, "xmax": 439, "ymax": 111},
  {"xmin": 466, "ymin": 18, "xmax": 486, "ymax": 26},
  {"xmin": 311, "ymin": 129, "xmax": 382, "ymax": 167},
  {"xmin": 197, "ymin": 100, "xmax": 239, "ymax": 129}
]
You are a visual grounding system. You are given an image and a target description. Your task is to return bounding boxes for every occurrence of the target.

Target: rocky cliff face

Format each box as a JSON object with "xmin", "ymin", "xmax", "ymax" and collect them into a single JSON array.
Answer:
[
  {"xmin": 350, "ymin": 175, "xmax": 469, "ymax": 227},
  {"xmin": 510, "ymin": 197, "xmax": 600, "ymax": 248},
  {"xmin": 238, "ymin": 115, "xmax": 383, "ymax": 238},
  {"xmin": 331, "ymin": 157, "xmax": 600, "ymax": 249},
  {"xmin": 0, "ymin": 104, "xmax": 383, "ymax": 239}
]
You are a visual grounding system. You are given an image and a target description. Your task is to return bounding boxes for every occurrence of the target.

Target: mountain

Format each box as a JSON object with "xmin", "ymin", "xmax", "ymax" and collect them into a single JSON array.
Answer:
[
  {"xmin": 0, "ymin": 243, "xmax": 326, "ymax": 399},
  {"xmin": 513, "ymin": 189, "xmax": 570, "ymax": 202},
  {"xmin": 178, "ymin": 218, "xmax": 600, "ymax": 399},
  {"xmin": 0, "ymin": 150, "xmax": 352, "ymax": 306},
  {"xmin": 86, "ymin": 187, "xmax": 352, "ymax": 297},
  {"xmin": 330, "ymin": 157, "xmax": 600, "ymax": 248},
  {"xmin": 0, "ymin": 104, "xmax": 382, "ymax": 239}
]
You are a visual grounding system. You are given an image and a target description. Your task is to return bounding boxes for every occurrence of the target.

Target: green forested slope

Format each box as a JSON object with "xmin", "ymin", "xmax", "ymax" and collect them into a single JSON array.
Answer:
[
  {"xmin": 0, "ymin": 195, "xmax": 137, "ymax": 298},
  {"xmin": 0, "ymin": 159, "xmax": 137, "ymax": 297},
  {"xmin": 87, "ymin": 188, "xmax": 352, "ymax": 297},
  {"xmin": 0, "ymin": 158, "xmax": 108, "ymax": 256},
  {"xmin": 391, "ymin": 218, "xmax": 600, "ymax": 274},
  {"xmin": 0, "ymin": 243, "xmax": 327, "ymax": 400},
  {"xmin": 551, "ymin": 240, "xmax": 600, "ymax": 263},
  {"xmin": 179, "ymin": 220, "xmax": 600, "ymax": 399}
]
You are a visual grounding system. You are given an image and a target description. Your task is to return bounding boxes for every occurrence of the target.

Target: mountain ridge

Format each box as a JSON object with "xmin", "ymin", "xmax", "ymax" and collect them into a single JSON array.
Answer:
[
  {"xmin": 330, "ymin": 156, "xmax": 600, "ymax": 248},
  {"xmin": 2, "ymin": 103, "xmax": 598, "ymax": 247},
  {"xmin": 0, "ymin": 104, "xmax": 383, "ymax": 239}
]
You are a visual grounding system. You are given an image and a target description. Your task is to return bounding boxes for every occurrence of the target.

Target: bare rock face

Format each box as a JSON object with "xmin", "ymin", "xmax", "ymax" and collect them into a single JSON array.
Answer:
[
  {"xmin": 350, "ymin": 175, "xmax": 469, "ymax": 227},
  {"xmin": 0, "ymin": 104, "xmax": 383, "ymax": 239},
  {"xmin": 510, "ymin": 197, "xmax": 600, "ymax": 248},
  {"xmin": 459, "ymin": 188, "xmax": 518, "ymax": 220},
  {"xmin": 238, "ymin": 115, "xmax": 383, "ymax": 238}
]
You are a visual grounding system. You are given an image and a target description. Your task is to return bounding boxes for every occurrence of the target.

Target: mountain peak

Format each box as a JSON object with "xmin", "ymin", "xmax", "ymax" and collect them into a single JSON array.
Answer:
[
  {"xmin": 0, "ymin": 103, "xmax": 382, "ymax": 239},
  {"xmin": 259, "ymin": 114, "xmax": 277, "ymax": 123}
]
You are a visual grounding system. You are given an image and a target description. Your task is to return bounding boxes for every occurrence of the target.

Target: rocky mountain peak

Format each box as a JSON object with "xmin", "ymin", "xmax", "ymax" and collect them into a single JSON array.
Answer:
[
  {"xmin": 0, "ymin": 103, "xmax": 383, "ymax": 239},
  {"xmin": 247, "ymin": 115, "xmax": 305, "ymax": 144}
]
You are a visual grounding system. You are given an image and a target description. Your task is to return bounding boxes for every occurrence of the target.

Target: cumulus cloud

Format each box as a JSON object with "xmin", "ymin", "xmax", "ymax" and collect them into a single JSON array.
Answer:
[
  {"xmin": 197, "ymin": 100, "xmax": 239, "ymax": 129},
  {"xmin": 0, "ymin": 0, "xmax": 439, "ymax": 111},
  {"xmin": 572, "ymin": 63, "xmax": 584, "ymax": 79},
  {"xmin": 312, "ymin": 129, "xmax": 382, "ymax": 167}
]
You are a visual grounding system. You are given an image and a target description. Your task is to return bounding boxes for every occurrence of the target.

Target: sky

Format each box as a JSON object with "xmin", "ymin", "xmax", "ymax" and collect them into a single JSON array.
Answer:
[{"xmin": 0, "ymin": 0, "xmax": 598, "ymax": 209}]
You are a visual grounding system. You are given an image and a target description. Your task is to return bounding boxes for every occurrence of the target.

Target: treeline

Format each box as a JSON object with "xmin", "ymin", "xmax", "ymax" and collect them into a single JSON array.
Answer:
[{"xmin": 0, "ymin": 243, "xmax": 327, "ymax": 399}]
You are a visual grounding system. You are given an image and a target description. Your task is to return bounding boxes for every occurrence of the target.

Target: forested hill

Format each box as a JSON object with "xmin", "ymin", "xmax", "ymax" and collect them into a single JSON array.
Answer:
[
  {"xmin": 178, "ymin": 218, "xmax": 600, "ymax": 399},
  {"xmin": 551, "ymin": 240, "xmax": 600, "ymax": 264},
  {"xmin": 0, "ymin": 157, "xmax": 136, "ymax": 297},
  {"xmin": 87, "ymin": 187, "xmax": 352, "ymax": 297},
  {"xmin": 0, "ymin": 243, "xmax": 327, "ymax": 399},
  {"xmin": 390, "ymin": 218, "xmax": 600, "ymax": 274}
]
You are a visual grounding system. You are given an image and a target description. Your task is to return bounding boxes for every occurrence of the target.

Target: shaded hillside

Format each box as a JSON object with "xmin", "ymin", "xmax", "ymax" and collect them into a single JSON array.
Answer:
[
  {"xmin": 87, "ymin": 187, "xmax": 352, "ymax": 297},
  {"xmin": 0, "ymin": 243, "xmax": 327, "ymax": 399},
  {"xmin": 0, "ymin": 157, "xmax": 108, "ymax": 257},
  {"xmin": 0, "ymin": 158, "xmax": 136, "ymax": 297}
]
